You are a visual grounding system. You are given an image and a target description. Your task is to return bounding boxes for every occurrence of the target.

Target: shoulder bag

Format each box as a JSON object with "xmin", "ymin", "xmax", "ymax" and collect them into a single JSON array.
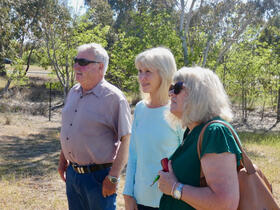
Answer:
[{"xmin": 197, "ymin": 120, "xmax": 279, "ymax": 210}]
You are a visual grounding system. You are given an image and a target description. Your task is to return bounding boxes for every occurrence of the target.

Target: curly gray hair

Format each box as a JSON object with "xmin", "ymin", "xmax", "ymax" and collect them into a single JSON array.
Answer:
[{"xmin": 171, "ymin": 66, "xmax": 233, "ymax": 127}]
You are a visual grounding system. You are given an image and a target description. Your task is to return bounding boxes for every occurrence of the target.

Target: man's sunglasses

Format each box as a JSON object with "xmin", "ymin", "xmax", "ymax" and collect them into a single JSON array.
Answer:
[
  {"xmin": 74, "ymin": 57, "xmax": 101, "ymax": 66},
  {"xmin": 169, "ymin": 81, "xmax": 184, "ymax": 95}
]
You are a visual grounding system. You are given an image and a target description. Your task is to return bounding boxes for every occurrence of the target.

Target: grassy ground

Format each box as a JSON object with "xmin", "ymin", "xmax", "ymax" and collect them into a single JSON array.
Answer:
[
  {"xmin": 0, "ymin": 112, "xmax": 279, "ymax": 209},
  {"xmin": 0, "ymin": 67, "xmax": 279, "ymax": 209}
]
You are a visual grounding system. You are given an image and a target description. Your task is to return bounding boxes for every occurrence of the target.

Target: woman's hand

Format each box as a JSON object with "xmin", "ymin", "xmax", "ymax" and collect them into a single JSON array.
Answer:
[
  {"xmin": 123, "ymin": 194, "xmax": 138, "ymax": 210},
  {"xmin": 158, "ymin": 160, "xmax": 178, "ymax": 196}
]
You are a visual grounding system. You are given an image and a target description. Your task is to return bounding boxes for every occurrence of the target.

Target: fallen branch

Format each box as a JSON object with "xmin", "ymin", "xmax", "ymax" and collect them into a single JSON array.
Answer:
[{"xmin": 51, "ymin": 102, "xmax": 64, "ymax": 110}]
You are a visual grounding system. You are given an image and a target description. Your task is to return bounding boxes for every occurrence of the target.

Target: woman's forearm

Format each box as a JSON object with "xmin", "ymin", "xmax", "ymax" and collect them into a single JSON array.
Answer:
[{"xmin": 179, "ymin": 184, "xmax": 238, "ymax": 210}]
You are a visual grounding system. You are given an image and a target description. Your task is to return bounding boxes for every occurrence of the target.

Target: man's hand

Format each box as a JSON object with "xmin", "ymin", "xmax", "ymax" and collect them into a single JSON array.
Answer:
[
  {"xmin": 102, "ymin": 176, "xmax": 117, "ymax": 197},
  {"xmin": 123, "ymin": 194, "xmax": 138, "ymax": 210},
  {"xmin": 58, "ymin": 151, "xmax": 68, "ymax": 182},
  {"xmin": 102, "ymin": 134, "xmax": 129, "ymax": 197}
]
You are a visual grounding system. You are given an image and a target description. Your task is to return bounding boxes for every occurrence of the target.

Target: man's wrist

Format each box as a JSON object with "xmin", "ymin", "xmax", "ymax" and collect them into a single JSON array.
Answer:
[{"xmin": 107, "ymin": 175, "xmax": 120, "ymax": 184}]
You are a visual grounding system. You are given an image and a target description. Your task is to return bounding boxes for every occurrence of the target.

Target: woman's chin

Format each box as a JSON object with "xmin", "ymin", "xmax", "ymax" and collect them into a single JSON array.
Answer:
[
  {"xmin": 141, "ymin": 87, "xmax": 150, "ymax": 93},
  {"xmin": 172, "ymin": 111, "xmax": 184, "ymax": 119}
]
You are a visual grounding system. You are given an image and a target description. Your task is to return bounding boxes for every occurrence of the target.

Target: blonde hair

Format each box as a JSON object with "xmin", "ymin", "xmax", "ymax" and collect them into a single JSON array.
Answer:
[
  {"xmin": 135, "ymin": 47, "xmax": 177, "ymax": 105},
  {"xmin": 171, "ymin": 66, "xmax": 233, "ymax": 127},
  {"xmin": 77, "ymin": 43, "xmax": 109, "ymax": 75}
]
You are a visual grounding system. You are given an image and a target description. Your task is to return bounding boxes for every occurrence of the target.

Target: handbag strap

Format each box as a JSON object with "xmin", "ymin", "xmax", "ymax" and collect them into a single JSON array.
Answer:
[{"xmin": 197, "ymin": 120, "xmax": 256, "ymax": 182}]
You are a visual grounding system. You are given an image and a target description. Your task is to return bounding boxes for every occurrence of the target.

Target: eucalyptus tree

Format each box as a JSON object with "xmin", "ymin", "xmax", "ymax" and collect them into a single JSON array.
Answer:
[
  {"xmin": 83, "ymin": 0, "xmax": 114, "ymax": 27},
  {"xmin": 0, "ymin": 0, "xmax": 45, "ymax": 96},
  {"xmin": 39, "ymin": 0, "xmax": 111, "ymax": 102},
  {"xmin": 219, "ymin": 26, "xmax": 279, "ymax": 122},
  {"xmin": 38, "ymin": 0, "xmax": 75, "ymax": 101},
  {"xmin": 221, "ymin": 35, "xmax": 262, "ymax": 121},
  {"xmin": 176, "ymin": 0, "xmax": 279, "ymax": 67},
  {"xmin": 108, "ymin": 11, "xmax": 182, "ymax": 93},
  {"xmin": 259, "ymin": 15, "xmax": 280, "ymax": 122},
  {"xmin": 0, "ymin": 0, "xmax": 15, "ymax": 76}
]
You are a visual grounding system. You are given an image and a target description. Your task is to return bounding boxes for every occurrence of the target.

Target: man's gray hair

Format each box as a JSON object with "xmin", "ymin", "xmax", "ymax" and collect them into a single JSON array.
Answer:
[
  {"xmin": 174, "ymin": 66, "xmax": 233, "ymax": 127},
  {"xmin": 77, "ymin": 43, "xmax": 109, "ymax": 75}
]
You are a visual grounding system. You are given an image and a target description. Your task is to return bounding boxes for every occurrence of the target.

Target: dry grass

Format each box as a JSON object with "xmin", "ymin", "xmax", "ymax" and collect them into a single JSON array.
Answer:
[
  {"xmin": 0, "ymin": 112, "xmax": 127, "ymax": 210},
  {"xmin": 0, "ymin": 174, "xmax": 67, "ymax": 210},
  {"xmin": 241, "ymin": 134, "xmax": 280, "ymax": 204},
  {"xmin": 0, "ymin": 69, "xmax": 279, "ymax": 209},
  {"xmin": 0, "ymin": 65, "xmax": 53, "ymax": 89},
  {"xmin": 0, "ymin": 112, "xmax": 279, "ymax": 209}
]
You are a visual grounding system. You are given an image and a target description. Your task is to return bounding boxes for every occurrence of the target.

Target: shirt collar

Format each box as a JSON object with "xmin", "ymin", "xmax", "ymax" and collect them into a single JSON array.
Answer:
[{"xmin": 74, "ymin": 79, "xmax": 105, "ymax": 98}]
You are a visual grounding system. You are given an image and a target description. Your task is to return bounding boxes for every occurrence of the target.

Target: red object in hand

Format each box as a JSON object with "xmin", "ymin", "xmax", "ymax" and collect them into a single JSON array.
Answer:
[
  {"xmin": 150, "ymin": 158, "xmax": 169, "ymax": 186},
  {"xmin": 161, "ymin": 158, "xmax": 169, "ymax": 172}
]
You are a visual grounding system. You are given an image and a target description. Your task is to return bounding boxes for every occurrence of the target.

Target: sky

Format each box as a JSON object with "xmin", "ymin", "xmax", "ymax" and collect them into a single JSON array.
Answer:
[{"xmin": 68, "ymin": 0, "xmax": 86, "ymax": 16}]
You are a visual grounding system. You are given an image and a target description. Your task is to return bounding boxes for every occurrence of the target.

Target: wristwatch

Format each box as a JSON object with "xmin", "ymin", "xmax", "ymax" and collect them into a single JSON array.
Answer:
[
  {"xmin": 107, "ymin": 175, "xmax": 120, "ymax": 184},
  {"xmin": 173, "ymin": 183, "xmax": 184, "ymax": 200}
]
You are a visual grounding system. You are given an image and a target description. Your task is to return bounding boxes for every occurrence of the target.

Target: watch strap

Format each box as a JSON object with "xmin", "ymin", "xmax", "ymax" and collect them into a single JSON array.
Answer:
[{"xmin": 173, "ymin": 183, "xmax": 184, "ymax": 200}]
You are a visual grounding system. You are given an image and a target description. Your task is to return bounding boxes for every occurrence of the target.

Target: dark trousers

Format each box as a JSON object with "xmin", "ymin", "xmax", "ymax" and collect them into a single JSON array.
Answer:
[
  {"xmin": 66, "ymin": 165, "xmax": 116, "ymax": 210},
  {"xmin": 137, "ymin": 204, "xmax": 159, "ymax": 210}
]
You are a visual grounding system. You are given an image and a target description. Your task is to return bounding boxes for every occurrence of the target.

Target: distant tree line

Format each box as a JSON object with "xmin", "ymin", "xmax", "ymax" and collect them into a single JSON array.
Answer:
[{"xmin": 0, "ymin": 0, "xmax": 279, "ymax": 122}]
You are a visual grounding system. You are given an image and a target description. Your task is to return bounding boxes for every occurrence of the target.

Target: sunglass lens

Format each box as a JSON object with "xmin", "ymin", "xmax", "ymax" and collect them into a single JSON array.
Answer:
[
  {"xmin": 74, "ymin": 57, "xmax": 90, "ymax": 66},
  {"xmin": 79, "ymin": 59, "xmax": 89, "ymax": 66},
  {"xmin": 174, "ymin": 82, "xmax": 183, "ymax": 94},
  {"xmin": 169, "ymin": 84, "xmax": 174, "ymax": 92}
]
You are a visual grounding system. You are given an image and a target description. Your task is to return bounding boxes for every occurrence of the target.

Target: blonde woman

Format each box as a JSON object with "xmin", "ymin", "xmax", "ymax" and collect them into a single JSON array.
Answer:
[{"xmin": 123, "ymin": 47, "xmax": 183, "ymax": 210}]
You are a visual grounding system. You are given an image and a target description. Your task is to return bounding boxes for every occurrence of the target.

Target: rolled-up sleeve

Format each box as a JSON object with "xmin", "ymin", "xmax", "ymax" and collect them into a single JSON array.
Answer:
[{"xmin": 117, "ymin": 99, "xmax": 132, "ymax": 141}]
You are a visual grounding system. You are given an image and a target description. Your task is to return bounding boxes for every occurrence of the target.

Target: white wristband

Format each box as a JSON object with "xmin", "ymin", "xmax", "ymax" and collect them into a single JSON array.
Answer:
[{"xmin": 171, "ymin": 182, "xmax": 177, "ymax": 196}]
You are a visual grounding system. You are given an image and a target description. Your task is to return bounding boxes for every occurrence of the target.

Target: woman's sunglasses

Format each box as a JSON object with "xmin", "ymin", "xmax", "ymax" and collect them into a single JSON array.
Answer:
[
  {"xmin": 74, "ymin": 57, "xmax": 100, "ymax": 66},
  {"xmin": 169, "ymin": 81, "xmax": 184, "ymax": 95}
]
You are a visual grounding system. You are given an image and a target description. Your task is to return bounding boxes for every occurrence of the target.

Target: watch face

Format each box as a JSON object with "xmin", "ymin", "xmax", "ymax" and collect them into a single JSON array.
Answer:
[
  {"xmin": 108, "ymin": 176, "xmax": 119, "ymax": 184},
  {"xmin": 174, "ymin": 189, "xmax": 181, "ymax": 199},
  {"xmin": 111, "ymin": 177, "xmax": 118, "ymax": 183}
]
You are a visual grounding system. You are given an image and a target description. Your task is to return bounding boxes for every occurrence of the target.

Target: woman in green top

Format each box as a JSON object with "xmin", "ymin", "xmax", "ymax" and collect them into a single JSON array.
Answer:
[{"xmin": 157, "ymin": 66, "xmax": 242, "ymax": 210}]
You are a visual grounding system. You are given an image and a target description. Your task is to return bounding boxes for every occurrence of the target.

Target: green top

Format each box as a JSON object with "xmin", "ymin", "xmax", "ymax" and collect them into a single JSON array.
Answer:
[{"xmin": 159, "ymin": 118, "xmax": 242, "ymax": 210}]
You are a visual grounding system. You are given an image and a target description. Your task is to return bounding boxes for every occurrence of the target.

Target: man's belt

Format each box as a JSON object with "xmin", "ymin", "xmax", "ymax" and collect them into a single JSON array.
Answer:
[{"xmin": 70, "ymin": 162, "xmax": 112, "ymax": 174}]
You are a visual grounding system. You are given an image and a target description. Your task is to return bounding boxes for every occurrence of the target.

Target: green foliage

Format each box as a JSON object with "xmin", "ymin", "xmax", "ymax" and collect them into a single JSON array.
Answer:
[
  {"xmin": 1, "ymin": 0, "xmax": 279, "ymax": 115},
  {"xmin": 216, "ymin": 26, "xmax": 280, "ymax": 114},
  {"xmin": 108, "ymin": 11, "xmax": 183, "ymax": 92},
  {"xmin": 73, "ymin": 17, "xmax": 110, "ymax": 47},
  {"xmin": 45, "ymin": 81, "xmax": 65, "ymax": 92}
]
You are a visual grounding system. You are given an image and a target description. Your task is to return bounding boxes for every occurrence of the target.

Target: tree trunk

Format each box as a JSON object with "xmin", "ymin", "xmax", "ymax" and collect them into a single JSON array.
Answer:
[
  {"xmin": 24, "ymin": 47, "xmax": 34, "ymax": 75},
  {"xmin": 178, "ymin": 0, "xmax": 197, "ymax": 66},
  {"xmin": 244, "ymin": 91, "xmax": 247, "ymax": 121},
  {"xmin": 241, "ymin": 84, "xmax": 247, "ymax": 123},
  {"xmin": 0, "ymin": 64, "xmax": 6, "ymax": 76},
  {"xmin": 0, "ymin": 78, "xmax": 12, "ymax": 97},
  {"xmin": 202, "ymin": 36, "xmax": 211, "ymax": 67},
  {"xmin": 181, "ymin": 37, "xmax": 189, "ymax": 65},
  {"xmin": 277, "ymin": 87, "xmax": 280, "ymax": 122},
  {"xmin": 242, "ymin": 87, "xmax": 245, "ymax": 120},
  {"xmin": 261, "ymin": 100, "xmax": 265, "ymax": 121}
]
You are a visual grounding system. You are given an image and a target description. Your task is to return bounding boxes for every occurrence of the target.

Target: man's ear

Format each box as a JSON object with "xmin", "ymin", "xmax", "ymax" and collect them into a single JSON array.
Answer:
[{"xmin": 99, "ymin": 62, "xmax": 105, "ymax": 74}]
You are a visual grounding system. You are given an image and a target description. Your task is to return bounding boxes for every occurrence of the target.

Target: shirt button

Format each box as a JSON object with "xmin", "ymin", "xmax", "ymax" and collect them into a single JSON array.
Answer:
[
  {"xmin": 70, "ymin": 123, "xmax": 72, "ymax": 126},
  {"xmin": 80, "ymin": 96, "xmax": 83, "ymax": 99},
  {"xmin": 75, "ymin": 109, "xmax": 77, "ymax": 112},
  {"xmin": 66, "ymin": 137, "xmax": 69, "ymax": 140}
]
